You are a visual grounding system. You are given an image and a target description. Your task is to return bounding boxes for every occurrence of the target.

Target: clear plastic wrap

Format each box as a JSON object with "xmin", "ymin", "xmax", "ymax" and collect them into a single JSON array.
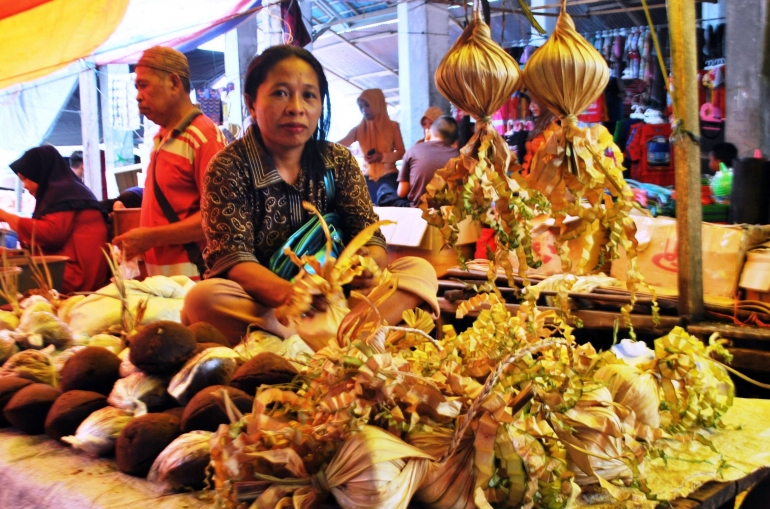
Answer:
[
  {"xmin": 167, "ymin": 347, "xmax": 240, "ymax": 406},
  {"xmin": 62, "ymin": 406, "xmax": 133, "ymax": 456}
]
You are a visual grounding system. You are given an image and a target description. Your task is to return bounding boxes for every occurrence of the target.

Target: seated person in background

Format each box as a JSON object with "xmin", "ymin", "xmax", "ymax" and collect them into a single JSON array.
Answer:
[
  {"xmin": 69, "ymin": 150, "xmax": 84, "ymax": 181},
  {"xmin": 103, "ymin": 186, "xmax": 144, "ymax": 214},
  {"xmin": 414, "ymin": 106, "xmax": 444, "ymax": 145},
  {"xmin": 708, "ymin": 142, "xmax": 738, "ymax": 174},
  {"xmin": 338, "ymin": 89, "xmax": 405, "ymax": 205},
  {"xmin": 392, "ymin": 115, "xmax": 459, "ymax": 207},
  {"xmin": 0, "ymin": 146, "xmax": 110, "ymax": 293},
  {"xmin": 181, "ymin": 45, "xmax": 439, "ymax": 345}
]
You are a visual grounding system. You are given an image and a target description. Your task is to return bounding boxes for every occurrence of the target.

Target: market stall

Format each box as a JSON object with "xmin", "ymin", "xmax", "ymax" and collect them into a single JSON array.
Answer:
[{"xmin": 0, "ymin": 0, "xmax": 768, "ymax": 506}]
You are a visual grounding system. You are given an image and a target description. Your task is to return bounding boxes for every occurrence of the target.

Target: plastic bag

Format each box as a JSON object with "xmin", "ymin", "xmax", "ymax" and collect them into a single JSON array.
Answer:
[{"xmin": 167, "ymin": 347, "xmax": 241, "ymax": 406}]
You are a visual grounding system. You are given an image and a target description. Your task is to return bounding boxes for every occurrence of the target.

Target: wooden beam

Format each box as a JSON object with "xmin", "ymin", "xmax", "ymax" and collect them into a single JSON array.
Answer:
[
  {"xmin": 323, "ymin": 67, "xmax": 364, "ymax": 91},
  {"xmin": 329, "ymin": 32, "xmax": 398, "ymax": 75},
  {"xmin": 613, "ymin": 0, "xmax": 644, "ymax": 26},
  {"xmin": 313, "ymin": 6, "xmax": 398, "ymax": 32},
  {"xmin": 589, "ymin": 1, "xmax": 706, "ymax": 17},
  {"xmin": 437, "ymin": 298, "xmax": 681, "ymax": 334},
  {"xmin": 668, "ymin": 0, "xmax": 705, "ymax": 321}
]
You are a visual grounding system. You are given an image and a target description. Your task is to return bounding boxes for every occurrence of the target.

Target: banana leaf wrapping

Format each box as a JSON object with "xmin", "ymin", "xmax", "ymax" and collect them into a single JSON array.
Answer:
[
  {"xmin": 406, "ymin": 427, "xmax": 476, "ymax": 509},
  {"xmin": 549, "ymin": 386, "xmax": 643, "ymax": 502},
  {"xmin": 62, "ymin": 406, "xmax": 134, "ymax": 456},
  {"xmin": 108, "ymin": 371, "xmax": 173, "ymax": 416},
  {"xmin": 167, "ymin": 346, "xmax": 241, "ymax": 406},
  {"xmin": 0, "ymin": 347, "xmax": 58, "ymax": 386},
  {"xmin": 595, "ymin": 363, "xmax": 662, "ymax": 441},
  {"xmin": 521, "ymin": 0, "xmax": 654, "ymax": 334},
  {"xmin": 148, "ymin": 430, "xmax": 213, "ymax": 489}
]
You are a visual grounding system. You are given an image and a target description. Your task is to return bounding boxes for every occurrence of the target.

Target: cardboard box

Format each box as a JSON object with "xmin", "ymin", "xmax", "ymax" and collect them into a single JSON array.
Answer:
[{"xmin": 611, "ymin": 215, "xmax": 768, "ymax": 299}]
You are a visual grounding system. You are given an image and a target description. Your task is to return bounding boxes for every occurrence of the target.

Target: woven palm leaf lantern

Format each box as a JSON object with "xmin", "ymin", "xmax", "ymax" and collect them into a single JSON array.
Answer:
[
  {"xmin": 420, "ymin": 0, "xmax": 546, "ymax": 284},
  {"xmin": 521, "ymin": 0, "xmax": 653, "ymax": 331}
]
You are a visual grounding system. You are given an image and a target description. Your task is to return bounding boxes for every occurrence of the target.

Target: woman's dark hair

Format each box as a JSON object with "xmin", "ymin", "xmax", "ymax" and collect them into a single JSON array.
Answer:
[{"xmin": 243, "ymin": 45, "xmax": 332, "ymax": 174}]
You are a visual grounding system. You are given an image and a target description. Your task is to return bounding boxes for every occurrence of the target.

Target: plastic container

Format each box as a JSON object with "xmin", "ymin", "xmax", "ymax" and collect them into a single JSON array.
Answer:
[{"xmin": 0, "ymin": 229, "xmax": 18, "ymax": 249}]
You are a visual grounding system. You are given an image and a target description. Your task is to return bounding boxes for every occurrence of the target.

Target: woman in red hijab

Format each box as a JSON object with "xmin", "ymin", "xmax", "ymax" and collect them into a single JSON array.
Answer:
[
  {"xmin": 339, "ymin": 89, "xmax": 405, "ymax": 205},
  {"xmin": 0, "ymin": 146, "xmax": 110, "ymax": 293}
]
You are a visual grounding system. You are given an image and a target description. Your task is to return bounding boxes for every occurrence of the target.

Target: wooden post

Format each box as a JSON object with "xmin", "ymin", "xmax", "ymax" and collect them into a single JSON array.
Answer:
[{"xmin": 668, "ymin": 0, "xmax": 704, "ymax": 321}]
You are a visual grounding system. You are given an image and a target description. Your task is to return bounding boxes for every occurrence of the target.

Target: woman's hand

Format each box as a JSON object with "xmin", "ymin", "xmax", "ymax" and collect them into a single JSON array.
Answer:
[
  {"xmin": 287, "ymin": 294, "xmax": 329, "ymax": 324},
  {"xmin": 364, "ymin": 151, "xmax": 383, "ymax": 164},
  {"xmin": 350, "ymin": 246, "xmax": 388, "ymax": 295},
  {"xmin": 0, "ymin": 209, "xmax": 20, "ymax": 231}
]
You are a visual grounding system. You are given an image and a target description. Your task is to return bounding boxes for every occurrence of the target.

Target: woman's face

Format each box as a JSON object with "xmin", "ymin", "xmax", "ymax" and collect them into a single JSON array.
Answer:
[
  {"xmin": 421, "ymin": 117, "xmax": 433, "ymax": 131},
  {"xmin": 358, "ymin": 99, "xmax": 374, "ymax": 120},
  {"xmin": 18, "ymin": 175, "xmax": 37, "ymax": 197},
  {"xmin": 530, "ymin": 102, "xmax": 542, "ymax": 117},
  {"xmin": 248, "ymin": 57, "xmax": 322, "ymax": 156}
]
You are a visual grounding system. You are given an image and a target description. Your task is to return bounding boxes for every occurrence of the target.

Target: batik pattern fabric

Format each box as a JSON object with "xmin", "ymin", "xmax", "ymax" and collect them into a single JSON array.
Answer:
[{"xmin": 202, "ymin": 127, "xmax": 387, "ymax": 278}]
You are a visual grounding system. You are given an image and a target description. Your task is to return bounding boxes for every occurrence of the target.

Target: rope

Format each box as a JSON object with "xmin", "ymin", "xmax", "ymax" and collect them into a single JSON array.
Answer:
[{"xmin": 560, "ymin": 114, "xmax": 579, "ymax": 127}]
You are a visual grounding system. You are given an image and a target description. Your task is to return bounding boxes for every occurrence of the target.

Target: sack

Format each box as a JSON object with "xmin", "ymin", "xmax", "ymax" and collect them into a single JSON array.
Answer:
[{"xmin": 268, "ymin": 213, "xmax": 345, "ymax": 281}]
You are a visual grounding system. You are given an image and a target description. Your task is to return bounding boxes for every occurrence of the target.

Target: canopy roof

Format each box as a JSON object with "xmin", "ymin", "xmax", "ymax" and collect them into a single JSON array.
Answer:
[{"xmin": 0, "ymin": 0, "xmax": 260, "ymax": 90}]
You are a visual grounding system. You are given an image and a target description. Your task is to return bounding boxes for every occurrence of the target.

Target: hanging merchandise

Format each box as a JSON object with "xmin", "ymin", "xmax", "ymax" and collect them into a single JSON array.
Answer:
[
  {"xmin": 522, "ymin": 0, "xmax": 653, "ymax": 331},
  {"xmin": 578, "ymin": 94, "xmax": 607, "ymax": 124},
  {"xmin": 421, "ymin": 0, "xmax": 545, "ymax": 284},
  {"xmin": 196, "ymin": 88, "xmax": 222, "ymax": 125},
  {"xmin": 108, "ymin": 73, "xmax": 141, "ymax": 131},
  {"xmin": 625, "ymin": 121, "xmax": 675, "ymax": 186}
]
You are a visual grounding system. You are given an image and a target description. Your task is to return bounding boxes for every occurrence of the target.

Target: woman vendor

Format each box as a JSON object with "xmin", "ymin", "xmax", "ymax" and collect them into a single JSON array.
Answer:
[
  {"xmin": 338, "ymin": 88, "xmax": 405, "ymax": 205},
  {"xmin": 0, "ymin": 145, "xmax": 110, "ymax": 293},
  {"xmin": 182, "ymin": 45, "xmax": 438, "ymax": 345}
]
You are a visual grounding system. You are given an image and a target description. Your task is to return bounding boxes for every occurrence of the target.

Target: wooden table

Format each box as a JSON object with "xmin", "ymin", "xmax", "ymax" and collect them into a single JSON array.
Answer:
[
  {"xmin": 437, "ymin": 296, "xmax": 682, "ymax": 335},
  {"xmin": 0, "ymin": 429, "xmax": 212, "ymax": 509},
  {"xmin": 2, "ymin": 399, "xmax": 769, "ymax": 509}
]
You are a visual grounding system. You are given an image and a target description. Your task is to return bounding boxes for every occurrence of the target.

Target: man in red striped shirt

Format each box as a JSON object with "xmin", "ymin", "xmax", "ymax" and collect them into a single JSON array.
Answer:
[{"xmin": 114, "ymin": 46, "xmax": 226, "ymax": 279}]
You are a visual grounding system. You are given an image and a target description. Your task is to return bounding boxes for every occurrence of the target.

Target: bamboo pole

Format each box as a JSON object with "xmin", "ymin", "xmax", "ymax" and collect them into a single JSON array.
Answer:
[{"xmin": 667, "ymin": 0, "xmax": 704, "ymax": 322}]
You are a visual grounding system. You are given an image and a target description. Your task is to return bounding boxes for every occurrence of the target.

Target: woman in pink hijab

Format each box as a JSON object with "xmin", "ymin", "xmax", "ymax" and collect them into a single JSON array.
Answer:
[{"xmin": 339, "ymin": 89, "xmax": 405, "ymax": 205}]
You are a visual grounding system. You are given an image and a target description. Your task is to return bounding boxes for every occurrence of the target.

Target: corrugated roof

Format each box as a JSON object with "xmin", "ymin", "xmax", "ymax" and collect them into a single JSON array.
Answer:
[{"xmin": 310, "ymin": 0, "xmax": 682, "ymax": 107}]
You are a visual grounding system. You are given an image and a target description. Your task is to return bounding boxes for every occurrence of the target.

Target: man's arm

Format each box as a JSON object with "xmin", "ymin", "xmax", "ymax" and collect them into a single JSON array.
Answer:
[
  {"xmin": 397, "ymin": 181, "xmax": 410, "ymax": 198},
  {"xmin": 113, "ymin": 211, "xmax": 203, "ymax": 261}
]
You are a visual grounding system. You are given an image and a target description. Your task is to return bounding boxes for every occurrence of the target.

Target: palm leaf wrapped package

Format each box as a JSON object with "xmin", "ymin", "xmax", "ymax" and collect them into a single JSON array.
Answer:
[
  {"xmin": 274, "ymin": 201, "xmax": 393, "ymax": 351},
  {"xmin": 420, "ymin": 2, "xmax": 547, "ymax": 285},
  {"xmin": 521, "ymin": 0, "xmax": 655, "ymax": 333},
  {"xmin": 653, "ymin": 327, "xmax": 734, "ymax": 432}
]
